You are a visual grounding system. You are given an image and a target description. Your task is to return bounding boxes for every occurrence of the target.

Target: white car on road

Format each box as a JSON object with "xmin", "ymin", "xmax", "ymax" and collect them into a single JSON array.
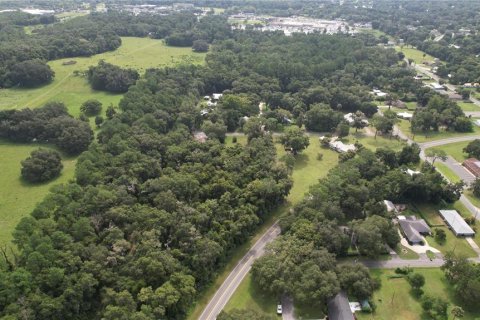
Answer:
[{"xmin": 277, "ymin": 304, "xmax": 282, "ymax": 315}]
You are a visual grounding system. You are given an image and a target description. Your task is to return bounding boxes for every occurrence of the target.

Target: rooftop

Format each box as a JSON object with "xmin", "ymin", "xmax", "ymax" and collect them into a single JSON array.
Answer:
[
  {"xmin": 328, "ymin": 291, "xmax": 355, "ymax": 320},
  {"xmin": 439, "ymin": 210, "xmax": 475, "ymax": 236}
]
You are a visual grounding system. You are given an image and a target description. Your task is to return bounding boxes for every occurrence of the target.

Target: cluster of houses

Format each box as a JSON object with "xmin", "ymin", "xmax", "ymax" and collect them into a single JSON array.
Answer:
[
  {"xmin": 384, "ymin": 199, "xmax": 475, "ymax": 246},
  {"xmin": 200, "ymin": 93, "xmax": 223, "ymax": 116}
]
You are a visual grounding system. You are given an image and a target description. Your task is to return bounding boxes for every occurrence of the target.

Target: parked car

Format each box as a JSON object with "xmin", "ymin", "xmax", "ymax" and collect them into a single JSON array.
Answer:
[{"xmin": 277, "ymin": 304, "xmax": 282, "ymax": 315}]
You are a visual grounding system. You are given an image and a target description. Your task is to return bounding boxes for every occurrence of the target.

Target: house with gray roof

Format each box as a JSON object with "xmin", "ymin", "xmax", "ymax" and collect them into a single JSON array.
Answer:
[
  {"xmin": 439, "ymin": 210, "xmax": 475, "ymax": 237},
  {"xmin": 328, "ymin": 291, "xmax": 354, "ymax": 320},
  {"xmin": 398, "ymin": 216, "xmax": 431, "ymax": 244}
]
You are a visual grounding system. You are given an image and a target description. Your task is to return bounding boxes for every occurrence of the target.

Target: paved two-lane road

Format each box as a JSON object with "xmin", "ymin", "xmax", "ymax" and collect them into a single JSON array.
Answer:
[{"xmin": 198, "ymin": 222, "xmax": 281, "ymax": 320}]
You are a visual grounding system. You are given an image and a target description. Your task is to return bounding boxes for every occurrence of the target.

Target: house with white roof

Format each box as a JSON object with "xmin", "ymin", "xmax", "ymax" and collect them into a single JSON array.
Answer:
[
  {"xmin": 439, "ymin": 210, "xmax": 475, "ymax": 237},
  {"xmin": 397, "ymin": 112, "xmax": 413, "ymax": 120}
]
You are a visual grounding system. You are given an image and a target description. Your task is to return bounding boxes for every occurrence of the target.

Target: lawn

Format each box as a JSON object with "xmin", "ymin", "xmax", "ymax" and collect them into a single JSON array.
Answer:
[
  {"xmin": 0, "ymin": 37, "xmax": 206, "ymax": 116},
  {"xmin": 357, "ymin": 268, "xmax": 480, "ymax": 320},
  {"xmin": 429, "ymin": 141, "xmax": 470, "ymax": 163},
  {"xmin": 395, "ymin": 46, "xmax": 437, "ymax": 65},
  {"xmin": 429, "ymin": 226, "xmax": 477, "ymax": 258},
  {"xmin": 458, "ymin": 101, "xmax": 479, "ymax": 111},
  {"xmin": 464, "ymin": 189, "xmax": 480, "ymax": 208},
  {"xmin": 394, "ymin": 244, "xmax": 420, "ymax": 260},
  {"xmin": 398, "ymin": 119, "xmax": 480, "ymax": 143},
  {"xmin": 223, "ymin": 274, "xmax": 278, "ymax": 315},
  {"xmin": 0, "ymin": 140, "xmax": 76, "ymax": 247}
]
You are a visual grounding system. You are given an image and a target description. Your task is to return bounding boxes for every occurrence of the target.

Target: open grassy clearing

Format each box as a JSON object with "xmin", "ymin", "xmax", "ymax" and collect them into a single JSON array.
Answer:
[
  {"xmin": 357, "ymin": 268, "xmax": 480, "ymax": 320},
  {"xmin": 398, "ymin": 119, "xmax": 480, "ymax": 143},
  {"xmin": 395, "ymin": 46, "xmax": 437, "ymax": 65},
  {"xmin": 0, "ymin": 37, "xmax": 206, "ymax": 116},
  {"xmin": 0, "ymin": 140, "xmax": 76, "ymax": 247}
]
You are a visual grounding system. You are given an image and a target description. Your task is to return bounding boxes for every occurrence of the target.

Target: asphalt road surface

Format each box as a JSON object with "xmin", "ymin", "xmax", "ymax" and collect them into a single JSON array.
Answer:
[{"xmin": 198, "ymin": 222, "xmax": 281, "ymax": 320}]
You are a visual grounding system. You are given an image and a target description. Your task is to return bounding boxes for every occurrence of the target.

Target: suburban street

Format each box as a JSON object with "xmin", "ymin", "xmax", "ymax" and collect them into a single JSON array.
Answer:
[{"xmin": 198, "ymin": 222, "xmax": 281, "ymax": 320}]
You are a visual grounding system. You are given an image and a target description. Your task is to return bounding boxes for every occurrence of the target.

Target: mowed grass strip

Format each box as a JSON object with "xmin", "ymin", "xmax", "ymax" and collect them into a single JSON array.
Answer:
[
  {"xmin": 0, "ymin": 140, "xmax": 76, "ymax": 246},
  {"xmin": 0, "ymin": 37, "xmax": 206, "ymax": 115}
]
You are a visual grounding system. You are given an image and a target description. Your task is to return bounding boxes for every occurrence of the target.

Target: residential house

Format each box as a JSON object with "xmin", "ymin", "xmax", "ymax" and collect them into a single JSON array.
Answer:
[
  {"xmin": 397, "ymin": 112, "xmax": 413, "ymax": 120},
  {"xmin": 398, "ymin": 216, "xmax": 431, "ymax": 245},
  {"xmin": 212, "ymin": 93, "xmax": 223, "ymax": 101},
  {"xmin": 328, "ymin": 291, "xmax": 355, "ymax": 320},
  {"xmin": 384, "ymin": 200, "xmax": 397, "ymax": 214},
  {"xmin": 439, "ymin": 210, "xmax": 475, "ymax": 237}
]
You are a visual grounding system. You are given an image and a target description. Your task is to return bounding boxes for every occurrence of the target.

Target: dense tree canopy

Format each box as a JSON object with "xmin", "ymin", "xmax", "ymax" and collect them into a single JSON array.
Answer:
[
  {"xmin": 0, "ymin": 102, "xmax": 93, "ymax": 155},
  {"xmin": 87, "ymin": 61, "xmax": 139, "ymax": 93},
  {"xmin": 8, "ymin": 59, "xmax": 54, "ymax": 87}
]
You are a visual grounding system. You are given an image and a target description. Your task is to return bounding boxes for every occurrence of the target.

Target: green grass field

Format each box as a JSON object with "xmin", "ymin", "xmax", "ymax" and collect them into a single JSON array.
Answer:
[
  {"xmin": 0, "ymin": 37, "xmax": 206, "ymax": 116},
  {"xmin": 458, "ymin": 101, "xmax": 479, "ymax": 111},
  {"xmin": 0, "ymin": 140, "xmax": 76, "ymax": 246},
  {"xmin": 396, "ymin": 46, "xmax": 437, "ymax": 65},
  {"xmin": 398, "ymin": 120, "xmax": 480, "ymax": 143},
  {"xmin": 357, "ymin": 268, "xmax": 480, "ymax": 320}
]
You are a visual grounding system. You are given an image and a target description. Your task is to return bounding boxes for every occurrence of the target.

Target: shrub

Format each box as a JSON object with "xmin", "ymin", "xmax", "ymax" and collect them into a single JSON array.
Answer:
[
  {"xmin": 21, "ymin": 148, "xmax": 63, "ymax": 183},
  {"xmin": 232, "ymin": 136, "xmax": 237, "ymax": 143},
  {"xmin": 317, "ymin": 153, "xmax": 323, "ymax": 160},
  {"xmin": 434, "ymin": 229, "xmax": 446, "ymax": 243}
]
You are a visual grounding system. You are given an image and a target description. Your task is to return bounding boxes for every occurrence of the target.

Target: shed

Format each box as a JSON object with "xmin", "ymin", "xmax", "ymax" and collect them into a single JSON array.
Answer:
[
  {"xmin": 328, "ymin": 291, "xmax": 355, "ymax": 320},
  {"xmin": 439, "ymin": 210, "xmax": 475, "ymax": 237}
]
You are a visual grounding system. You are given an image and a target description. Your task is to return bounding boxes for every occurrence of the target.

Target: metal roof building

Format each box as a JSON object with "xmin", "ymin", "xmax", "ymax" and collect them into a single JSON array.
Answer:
[{"xmin": 439, "ymin": 210, "xmax": 475, "ymax": 237}]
